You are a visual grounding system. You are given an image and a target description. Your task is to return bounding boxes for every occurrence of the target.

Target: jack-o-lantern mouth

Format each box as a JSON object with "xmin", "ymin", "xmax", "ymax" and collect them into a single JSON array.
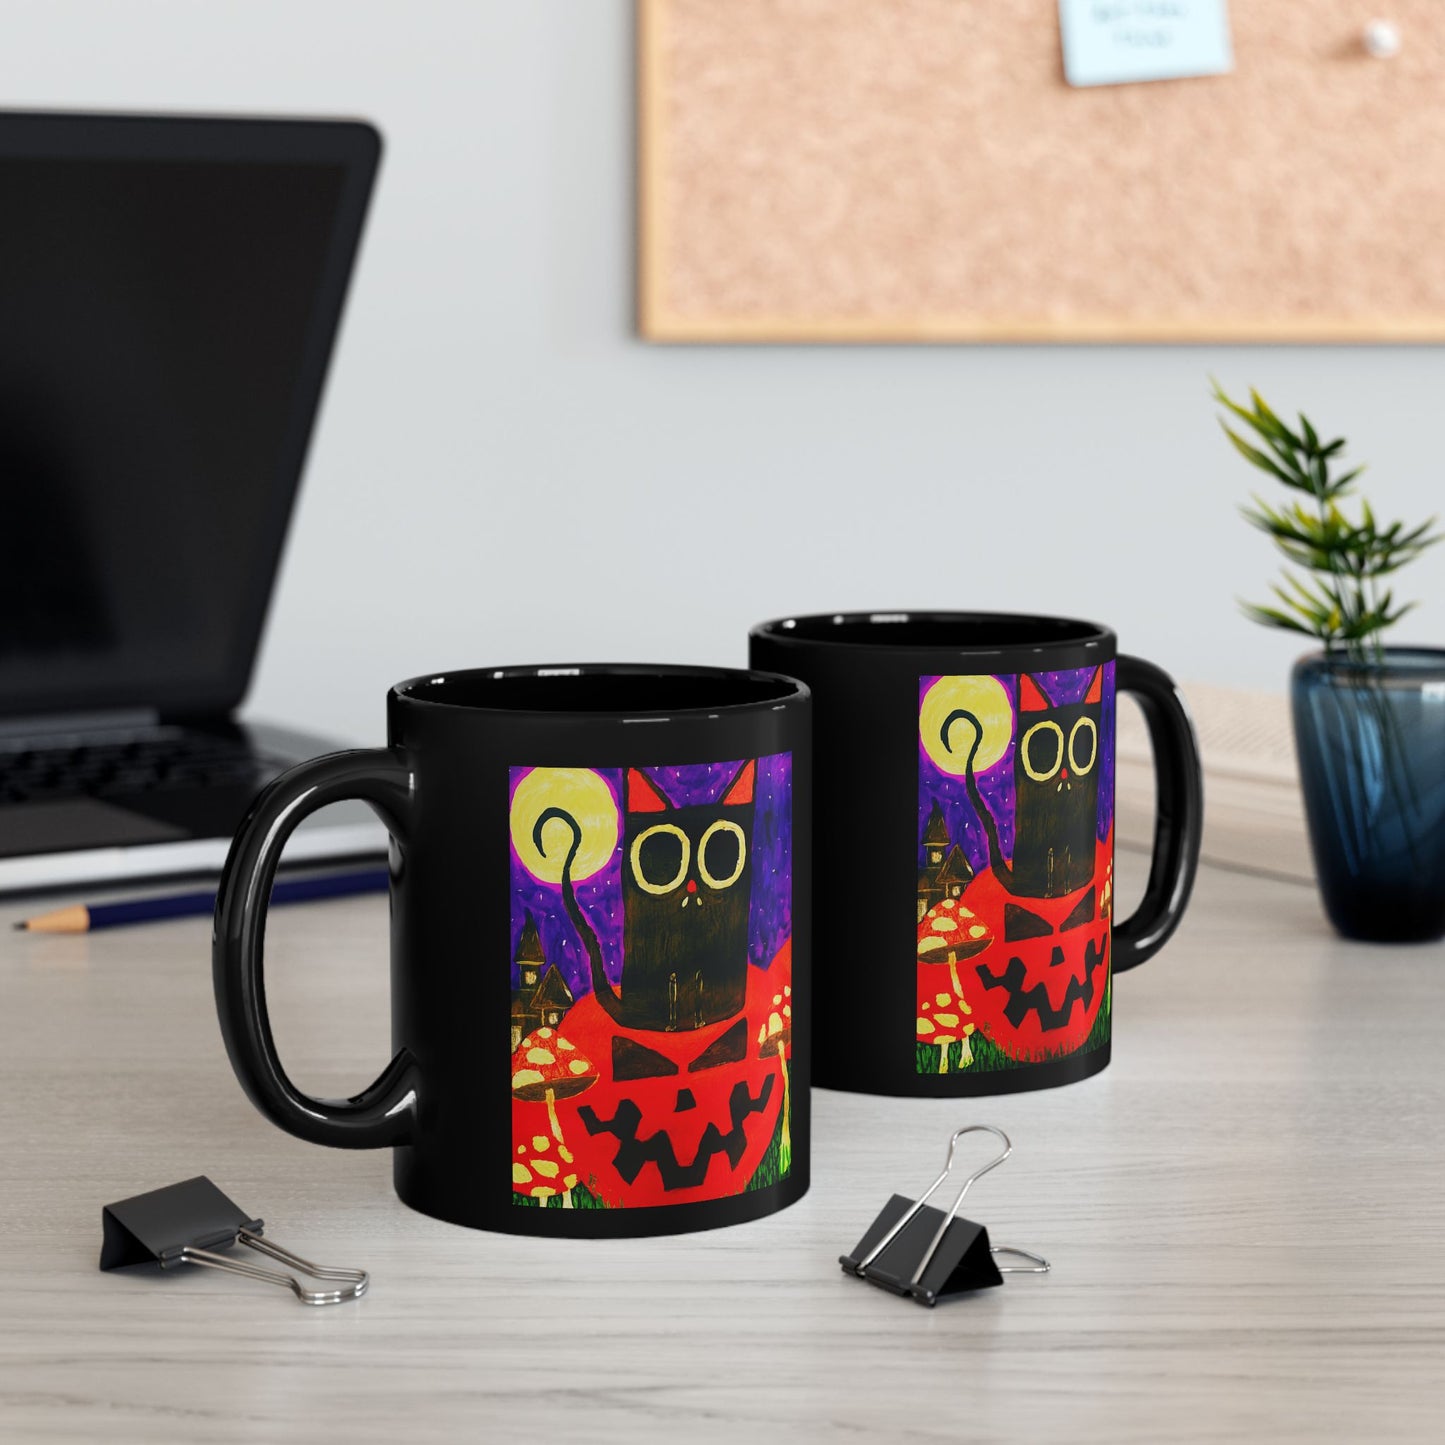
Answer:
[
  {"xmin": 578, "ymin": 1074, "xmax": 777, "ymax": 1192},
  {"xmin": 974, "ymin": 936, "xmax": 1107, "ymax": 1031}
]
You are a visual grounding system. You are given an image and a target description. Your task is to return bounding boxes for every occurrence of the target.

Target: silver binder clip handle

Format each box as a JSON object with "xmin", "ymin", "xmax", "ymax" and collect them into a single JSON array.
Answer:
[
  {"xmin": 907, "ymin": 1124, "xmax": 1014, "ymax": 1287},
  {"xmin": 178, "ymin": 1228, "xmax": 369, "ymax": 1305},
  {"xmin": 992, "ymin": 1245, "xmax": 1051, "ymax": 1274},
  {"xmin": 851, "ymin": 1123, "xmax": 1013, "ymax": 1281}
]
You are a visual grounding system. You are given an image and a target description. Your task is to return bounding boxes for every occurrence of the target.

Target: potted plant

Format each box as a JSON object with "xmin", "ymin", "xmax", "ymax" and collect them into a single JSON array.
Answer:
[{"xmin": 1216, "ymin": 383, "xmax": 1445, "ymax": 942}]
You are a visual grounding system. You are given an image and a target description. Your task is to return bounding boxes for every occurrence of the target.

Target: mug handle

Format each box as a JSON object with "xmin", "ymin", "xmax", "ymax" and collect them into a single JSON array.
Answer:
[
  {"xmin": 1111, "ymin": 656, "xmax": 1204, "ymax": 973},
  {"xmin": 212, "ymin": 749, "xmax": 420, "ymax": 1147}
]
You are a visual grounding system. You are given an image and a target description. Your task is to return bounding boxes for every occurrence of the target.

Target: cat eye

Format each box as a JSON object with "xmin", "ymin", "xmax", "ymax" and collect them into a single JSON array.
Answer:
[
  {"xmin": 630, "ymin": 823, "xmax": 690, "ymax": 895},
  {"xmin": 1068, "ymin": 717, "xmax": 1098, "ymax": 776},
  {"xmin": 697, "ymin": 819, "xmax": 747, "ymax": 890},
  {"xmin": 1061, "ymin": 888, "xmax": 1096, "ymax": 931},
  {"xmin": 1020, "ymin": 719, "xmax": 1064, "ymax": 782}
]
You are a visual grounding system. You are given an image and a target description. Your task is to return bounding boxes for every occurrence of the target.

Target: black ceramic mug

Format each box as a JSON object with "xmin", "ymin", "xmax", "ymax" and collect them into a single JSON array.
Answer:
[
  {"xmin": 213, "ymin": 664, "xmax": 810, "ymax": 1237},
  {"xmin": 750, "ymin": 613, "xmax": 1201, "ymax": 1097}
]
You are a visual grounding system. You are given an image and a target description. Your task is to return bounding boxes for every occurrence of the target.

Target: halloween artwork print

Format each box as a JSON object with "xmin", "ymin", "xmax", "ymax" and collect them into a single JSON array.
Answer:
[
  {"xmin": 508, "ymin": 755, "xmax": 793, "ymax": 1209},
  {"xmin": 917, "ymin": 666, "xmax": 1115, "ymax": 1074}
]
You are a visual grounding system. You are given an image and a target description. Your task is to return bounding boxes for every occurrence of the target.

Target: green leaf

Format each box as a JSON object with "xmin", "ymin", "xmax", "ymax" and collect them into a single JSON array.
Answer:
[
  {"xmin": 1222, "ymin": 384, "xmax": 1433, "ymax": 651},
  {"xmin": 1249, "ymin": 389, "xmax": 1300, "ymax": 446},
  {"xmin": 1272, "ymin": 577, "xmax": 1333, "ymax": 627},
  {"xmin": 1239, "ymin": 602, "xmax": 1319, "ymax": 638},
  {"xmin": 1222, "ymin": 425, "xmax": 1297, "ymax": 486},
  {"xmin": 1396, "ymin": 518, "xmax": 1441, "ymax": 549},
  {"xmin": 1215, "ymin": 383, "xmax": 1302, "ymax": 457}
]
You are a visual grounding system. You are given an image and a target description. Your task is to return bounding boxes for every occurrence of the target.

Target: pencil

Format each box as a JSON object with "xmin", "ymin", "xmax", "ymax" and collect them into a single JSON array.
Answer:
[{"xmin": 14, "ymin": 867, "xmax": 390, "ymax": 933}]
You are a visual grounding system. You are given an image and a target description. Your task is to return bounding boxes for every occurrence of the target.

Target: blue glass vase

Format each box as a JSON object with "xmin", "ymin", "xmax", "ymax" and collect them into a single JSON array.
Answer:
[{"xmin": 1292, "ymin": 649, "xmax": 1445, "ymax": 942}]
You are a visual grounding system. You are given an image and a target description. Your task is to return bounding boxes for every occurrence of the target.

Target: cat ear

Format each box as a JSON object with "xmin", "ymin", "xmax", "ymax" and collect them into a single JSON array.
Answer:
[
  {"xmin": 1019, "ymin": 675, "xmax": 1053, "ymax": 713},
  {"xmin": 627, "ymin": 768, "xmax": 672, "ymax": 812},
  {"xmin": 1083, "ymin": 667, "xmax": 1103, "ymax": 705},
  {"xmin": 721, "ymin": 759, "xmax": 755, "ymax": 806}
]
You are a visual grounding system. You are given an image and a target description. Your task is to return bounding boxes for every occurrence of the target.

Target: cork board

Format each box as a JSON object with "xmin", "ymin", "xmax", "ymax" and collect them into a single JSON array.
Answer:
[{"xmin": 638, "ymin": 0, "xmax": 1445, "ymax": 342}]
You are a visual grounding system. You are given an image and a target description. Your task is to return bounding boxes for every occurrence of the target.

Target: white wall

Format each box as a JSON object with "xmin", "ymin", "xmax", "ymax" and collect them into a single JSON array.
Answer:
[{"xmin": 9, "ymin": 0, "xmax": 1445, "ymax": 743}]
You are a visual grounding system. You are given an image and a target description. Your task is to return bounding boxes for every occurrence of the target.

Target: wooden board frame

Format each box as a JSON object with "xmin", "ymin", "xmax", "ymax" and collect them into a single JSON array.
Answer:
[{"xmin": 638, "ymin": 0, "xmax": 1445, "ymax": 344}]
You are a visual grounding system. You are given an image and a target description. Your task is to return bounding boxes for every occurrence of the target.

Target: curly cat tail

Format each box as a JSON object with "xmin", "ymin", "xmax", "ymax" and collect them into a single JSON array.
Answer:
[
  {"xmin": 533, "ymin": 806, "xmax": 623, "ymax": 1019},
  {"xmin": 940, "ymin": 708, "xmax": 1012, "ymax": 885}
]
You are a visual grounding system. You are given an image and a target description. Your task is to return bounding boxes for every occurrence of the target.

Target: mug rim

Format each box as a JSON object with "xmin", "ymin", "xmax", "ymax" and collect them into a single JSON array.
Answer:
[
  {"xmin": 751, "ymin": 610, "xmax": 1116, "ymax": 657},
  {"xmin": 391, "ymin": 661, "xmax": 810, "ymax": 718}
]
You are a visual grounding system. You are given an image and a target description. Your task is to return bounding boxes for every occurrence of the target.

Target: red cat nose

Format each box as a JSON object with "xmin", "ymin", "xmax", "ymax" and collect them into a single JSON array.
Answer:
[
  {"xmin": 686, "ymin": 879, "xmax": 697, "ymax": 894},
  {"xmin": 1060, "ymin": 768, "xmax": 1069, "ymax": 780}
]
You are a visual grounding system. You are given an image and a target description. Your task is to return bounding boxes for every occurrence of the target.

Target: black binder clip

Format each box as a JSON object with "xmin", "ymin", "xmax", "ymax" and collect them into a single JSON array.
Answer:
[
  {"xmin": 840, "ymin": 1125, "xmax": 1049, "ymax": 1306},
  {"xmin": 100, "ymin": 1176, "xmax": 368, "ymax": 1306}
]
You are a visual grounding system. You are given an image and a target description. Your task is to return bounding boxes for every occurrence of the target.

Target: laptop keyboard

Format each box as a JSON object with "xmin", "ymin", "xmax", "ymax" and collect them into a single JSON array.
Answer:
[{"xmin": 0, "ymin": 731, "xmax": 279, "ymax": 806}]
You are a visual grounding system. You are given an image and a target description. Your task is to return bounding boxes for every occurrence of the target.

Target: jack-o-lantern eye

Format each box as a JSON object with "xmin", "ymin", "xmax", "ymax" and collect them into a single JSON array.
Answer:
[
  {"xmin": 1061, "ymin": 888, "xmax": 1096, "ymax": 931},
  {"xmin": 631, "ymin": 823, "xmax": 689, "ymax": 894},
  {"xmin": 1068, "ymin": 717, "xmax": 1098, "ymax": 776},
  {"xmin": 697, "ymin": 820, "xmax": 747, "ymax": 890},
  {"xmin": 689, "ymin": 1018, "xmax": 748, "ymax": 1072},
  {"xmin": 613, "ymin": 1036, "xmax": 680, "ymax": 1080},
  {"xmin": 1021, "ymin": 720, "xmax": 1064, "ymax": 782},
  {"xmin": 1004, "ymin": 902, "xmax": 1053, "ymax": 941}
]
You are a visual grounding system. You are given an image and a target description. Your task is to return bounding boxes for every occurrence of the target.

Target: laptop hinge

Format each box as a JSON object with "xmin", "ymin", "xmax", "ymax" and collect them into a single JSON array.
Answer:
[{"xmin": 0, "ymin": 708, "xmax": 163, "ymax": 746}]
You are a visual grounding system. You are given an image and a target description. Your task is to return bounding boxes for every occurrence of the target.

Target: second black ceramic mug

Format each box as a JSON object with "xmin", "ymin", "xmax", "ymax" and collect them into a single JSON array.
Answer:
[
  {"xmin": 750, "ymin": 612, "xmax": 1201, "ymax": 1096},
  {"xmin": 213, "ymin": 664, "xmax": 810, "ymax": 1237}
]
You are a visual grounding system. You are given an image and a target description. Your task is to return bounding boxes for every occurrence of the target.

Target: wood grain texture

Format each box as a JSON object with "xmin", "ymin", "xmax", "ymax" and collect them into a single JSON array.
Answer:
[
  {"xmin": 2, "ymin": 851, "xmax": 1444, "ymax": 1442},
  {"xmin": 639, "ymin": 0, "xmax": 1445, "ymax": 342}
]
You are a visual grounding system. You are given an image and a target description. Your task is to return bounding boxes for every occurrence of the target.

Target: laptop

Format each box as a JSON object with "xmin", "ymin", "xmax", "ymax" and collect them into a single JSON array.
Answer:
[{"xmin": 0, "ymin": 111, "xmax": 387, "ymax": 893}]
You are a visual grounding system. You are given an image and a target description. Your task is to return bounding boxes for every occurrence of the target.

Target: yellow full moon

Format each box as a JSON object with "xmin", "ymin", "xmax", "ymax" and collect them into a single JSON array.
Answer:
[
  {"xmin": 509, "ymin": 768, "xmax": 619, "ymax": 884},
  {"xmin": 920, "ymin": 675, "xmax": 1014, "ymax": 776}
]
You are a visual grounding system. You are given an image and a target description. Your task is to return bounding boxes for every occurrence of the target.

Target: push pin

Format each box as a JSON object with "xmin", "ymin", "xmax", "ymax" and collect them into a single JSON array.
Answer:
[
  {"xmin": 840, "ymin": 1125, "xmax": 1049, "ymax": 1306},
  {"xmin": 1363, "ymin": 20, "xmax": 1401, "ymax": 59},
  {"xmin": 100, "ymin": 1176, "xmax": 368, "ymax": 1305}
]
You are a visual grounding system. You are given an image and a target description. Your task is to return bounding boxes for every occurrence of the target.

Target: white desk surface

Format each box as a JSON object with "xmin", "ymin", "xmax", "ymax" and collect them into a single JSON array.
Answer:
[{"xmin": 2, "ymin": 852, "xmax": 1443, "ymax": 1444}]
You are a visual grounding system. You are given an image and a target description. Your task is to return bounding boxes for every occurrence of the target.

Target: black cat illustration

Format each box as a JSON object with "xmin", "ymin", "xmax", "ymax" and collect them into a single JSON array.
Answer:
[
  {"xmin": 941, "ymin": 669, "xmax": 1102, "ymax": 899},
  {"xmin": 534, "ymin": 761, "xmax": 756, "ymax": 1030}
]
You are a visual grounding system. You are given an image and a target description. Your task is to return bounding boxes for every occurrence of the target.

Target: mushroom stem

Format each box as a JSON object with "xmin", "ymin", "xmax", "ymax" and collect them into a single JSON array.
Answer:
[
  {"xmin": 947, "ymin": 953, "xmax": 964, "ymax": 998},
  {"xmin": 543, "ymin": 1087, "xmax": 576, "ymax": 1208},
  {"xmin": 938, "ymin": 1044, "xmax": 950, "ymax": 1075},
  {"xmin": 777, "ymin": 1051, "xmax": 792, "ymax": 1177}
]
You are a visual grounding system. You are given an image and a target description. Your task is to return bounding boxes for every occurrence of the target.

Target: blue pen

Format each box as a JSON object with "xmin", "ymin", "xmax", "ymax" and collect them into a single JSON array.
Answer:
[{"xmin": 15, "ymin": 868, "xmax": 390, "ymax": 933}]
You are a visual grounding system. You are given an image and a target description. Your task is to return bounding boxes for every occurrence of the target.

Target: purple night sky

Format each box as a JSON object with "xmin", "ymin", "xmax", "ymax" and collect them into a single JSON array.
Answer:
[
  {"xmin": 510, "ymin": 753, "xmax": 793, "ymax": 998},
  {"xmin": 918, "ymin": 662, "xmax": 1115, "ymax": 876}
]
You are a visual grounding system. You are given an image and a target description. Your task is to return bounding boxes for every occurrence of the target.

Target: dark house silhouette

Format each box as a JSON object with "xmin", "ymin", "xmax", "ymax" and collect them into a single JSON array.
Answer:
[
  {"xmin": 511, "ymin": 909, "xmax": 576, "ymax": 1048},
  {"xmin": 917, "ymin": 800, "xmax": 974, "ymax": 921}
]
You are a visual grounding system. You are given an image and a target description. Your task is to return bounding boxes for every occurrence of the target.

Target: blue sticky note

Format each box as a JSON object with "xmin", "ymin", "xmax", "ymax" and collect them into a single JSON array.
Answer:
[{"xmin": 1059, "ymin": 0, "xmax": 1233, "ymax": 87}]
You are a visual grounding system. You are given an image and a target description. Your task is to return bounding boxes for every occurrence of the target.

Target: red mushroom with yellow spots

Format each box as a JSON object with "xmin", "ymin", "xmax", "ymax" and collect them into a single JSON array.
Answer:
[
  {"xmin": 916, "ymin": 897, "xmax": 993, "ymax": 1074},
  {"xmin": 918, "ymin": 897, "xmax": 992, "ymax": 995},
  {"xmin": 510, "ymin": 1026, "xmax": 598, "ymax": 1206}
]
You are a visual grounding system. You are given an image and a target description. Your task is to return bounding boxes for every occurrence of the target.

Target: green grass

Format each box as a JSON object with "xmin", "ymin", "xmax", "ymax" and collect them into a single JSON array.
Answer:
[
  {"xmin": 745, "ymin": 1104, "xmax": 790, "ymax": 1192},
  {"xmin": 512, "ymin": 1180, "xmax": 607, "ymax": 1209},
  {"xmin": 914, "ymin": 983, "xmax": 1112, "ymax": 1075}
]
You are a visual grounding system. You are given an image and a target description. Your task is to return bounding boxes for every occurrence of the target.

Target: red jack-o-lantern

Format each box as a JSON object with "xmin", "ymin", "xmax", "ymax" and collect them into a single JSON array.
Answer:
[
  {"xmin": 960, "ymin": 835, "xmax": 1111, "ymax": 1060},
  {"xmin": 546, "ymin": 943, "xmax": 791, "ymax": 1208}
]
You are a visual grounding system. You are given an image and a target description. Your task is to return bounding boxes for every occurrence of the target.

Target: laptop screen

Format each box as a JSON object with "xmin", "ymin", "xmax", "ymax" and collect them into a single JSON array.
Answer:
[{"xmin": 0, "ymin": 116, "xmax": 378, "ymax": 720}]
